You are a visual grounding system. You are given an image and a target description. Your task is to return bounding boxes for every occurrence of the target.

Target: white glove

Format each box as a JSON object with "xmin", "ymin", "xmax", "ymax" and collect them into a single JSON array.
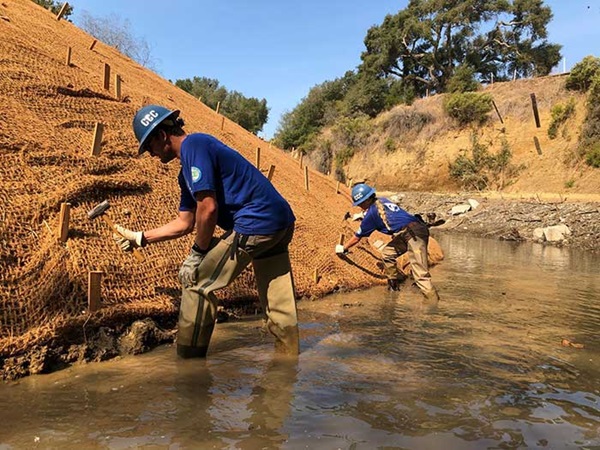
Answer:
[
  {"xmin": 335, "ymin": 244, "xmax": 346, "ymax": 254},
  {"xmin": 178, "ymin": 247, "xmax": 207, "ymax": 288},
  {"xmin": 113, "ymin": 224, "xmax": 144, "ymax": 252}
]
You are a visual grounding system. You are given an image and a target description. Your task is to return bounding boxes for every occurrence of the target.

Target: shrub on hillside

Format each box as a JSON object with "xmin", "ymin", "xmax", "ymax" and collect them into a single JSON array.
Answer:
[
  {"xmin": 304, "ymin": 136, "xmax": 333, "ymax": 174},
  {"xmin": 384, "ymin": 137, "xmax": 396, "ymax": 153},
  {"xmin": 443, "ymin": 93, "xmax": 493, "ymax": 126},
  {"xmin": 566, "ymin": 56, "xmax": 600, "ymax": 92},
  {"xmin": 449, "ymin": 134, "xmax": 522, "ymax": 190},
  {"xmin": 446, "ymin": 65, "xmax": 480, "ymax": 93},
  {"xmin": 384, "ymin": 79, "xmax": 417, "ymax": 108},
  {"xmin": 384, "ymin": 109, "xmax": 434, "ymax": 140},
  {"xmin": 548, "ymin": 98, "xmax": 576, "ymax": 139},
  {"xmin": 334, "ymin": 147, "xmax": 355, "ymax": 168},
  {"xmin": 331, "ymin": 116, "xmax": 372, "ymax": 149},
  {"xmin": 585, "ymin": 143, "xmax": 600, "ymax": 168},
  {"xmin": 577, "ymin": 74, "xmax": 600, "ymax": 167}
]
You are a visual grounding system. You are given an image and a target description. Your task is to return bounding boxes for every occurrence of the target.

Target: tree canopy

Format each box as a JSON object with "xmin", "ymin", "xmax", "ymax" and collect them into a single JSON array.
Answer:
[
  {"xmin": 360, "ymin": 0, "xmax": 561, "ymax": 96},
  {"xmin": 274, "ymin": 0, "xmax": 561, "ymax": 151},
  {"xmin": 175, "ymin": 77, "xmax": 269, "ymax": 135},
  {"xmin": 32, "ymin": 0, "xmax": 73, "ymax": 20}
]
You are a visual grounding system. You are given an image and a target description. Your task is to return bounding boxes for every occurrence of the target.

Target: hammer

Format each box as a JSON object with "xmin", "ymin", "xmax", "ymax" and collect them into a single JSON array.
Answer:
[{"xmin": 87, "ymin": 200, "xmax": 144, "ymax": 262}]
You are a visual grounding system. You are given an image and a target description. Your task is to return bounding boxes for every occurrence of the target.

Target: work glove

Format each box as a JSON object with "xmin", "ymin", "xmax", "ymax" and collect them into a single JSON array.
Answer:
[
  {"xmin": 113, "ymin": 224, "xmax": 144, "ymax": 252},
  {"xmin": 335, "ymin": 244, "xmax": 347, "ymax": 255},
  {"xmin": 178, "ymin": 247, "xmax": 207, "ymax": 288}
]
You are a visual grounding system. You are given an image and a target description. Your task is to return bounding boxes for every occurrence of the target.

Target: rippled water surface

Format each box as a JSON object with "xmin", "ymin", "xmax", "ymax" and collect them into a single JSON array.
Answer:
[{"xmin": 1, "ymin": 234, "xmax": 599, "ymax": 449}]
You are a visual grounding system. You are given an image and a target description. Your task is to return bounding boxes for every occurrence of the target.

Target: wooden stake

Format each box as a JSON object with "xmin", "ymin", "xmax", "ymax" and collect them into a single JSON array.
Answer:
[
  {"xmin": 215, "ymin": 101, "xmax": 221, "ymax": 114},
  {"xmin": 491, "ymin": 99, "xmax": 503, "ymax": 124},
  {"xmin": 87, "ymin": 271, "xmax": 103, "ymax": 312},
  {"xmin": 89, "ymin": 39, "xmax": 97, "ymax": 51},
  {"xmin": 336, "ymin": 181, "xmax": 340, "ymax": 194},
  {"xmin": 304, "ymin": 165, "xmax": 309, "ymax": 191},
  {"xmin": 530, "ymin": 93, "xmax": 541, "ymax": 128},
  {"xmin": 58, "ymin": 202, "xmax": 71, "ymax": 243},
  {"xmin": 90, "ymin": 122, "xmax": 104, "ymax": 156},
  {"xmin": 255, "ymin": 147, "xmax": 261, "ymax": 169},
  {"xmin": 267, "ymin": 164, "xmax": 275, "ymax": 181},
  {"xmin": 533, "ymin": 136, "xmax": 542, "ymax": 155},
  {"xmin": 220, "ymin": 116, "xmax": 225, "ymax": 131},
  {"xmin": 65, "ymin": 46, "xmax": 72, "ymax": 66},
  {"xmin": 55, "ymin": 2, "xmax": 69, "ymax": 20},
  {"xmin": 114, "ymin": 73, "xmax": 121, "ymax": 100},
  {"xmin": 103, "ymin": 63, "xmax": 110, "ymax": 90},
  {"xmin": 338, "ymin": 233, "xmax": 345, "ymax": 246},
  {"xmin": 313, "ymin": 268, "xmax": 320, "ymax": 284},
  {"xmin": 299, "ymin": 152, "xmax": 304, "ymax": 169}
]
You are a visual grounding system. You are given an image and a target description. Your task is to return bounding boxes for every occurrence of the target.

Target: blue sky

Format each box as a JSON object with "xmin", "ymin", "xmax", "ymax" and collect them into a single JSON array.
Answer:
[{"xmin": 70, "ymin": 0, "xmax": 600, "ymax": 139}]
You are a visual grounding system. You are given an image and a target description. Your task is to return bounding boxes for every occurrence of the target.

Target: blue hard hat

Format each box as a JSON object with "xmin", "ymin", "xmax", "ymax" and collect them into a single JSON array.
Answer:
[
  {"xmin": 132, "ymin": 105, "xmax": 180, "ymax": 154},
  {"xmin": 351, "ymin": 183, "xmax": 376, "ymax": 206}
]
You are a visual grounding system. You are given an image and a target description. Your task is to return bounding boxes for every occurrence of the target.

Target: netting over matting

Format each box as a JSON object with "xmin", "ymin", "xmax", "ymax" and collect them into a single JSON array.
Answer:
[{"xmin": 0, "ymin": 0, "xmax": 387, "ymax": 359}]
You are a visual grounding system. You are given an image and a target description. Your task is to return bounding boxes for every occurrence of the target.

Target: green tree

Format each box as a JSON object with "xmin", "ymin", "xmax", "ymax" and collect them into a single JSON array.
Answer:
[
  {"xmin": 176, "ymin": 77, "xmax": 269, "ymax": 135},
  {"xmin": 360, "ymin": 0, "xmax": 561, "ymax": 96},
  {"xmin": 32, "ymin": 0, "xmax": 73, "ymax": 19},
  {"xmin": 222, "ymin": 92, "xmax": 269, "ymax": 135},
  {"xmin": 176, "ymin": 77, "xmax": 227, "ymax": 109},
  {"xmin": 566, "ymin": 55, "xmax": 600, "ymax": 92},
  {"xmin": 446, "ymin": 64, "xmax": 480, "ymax": 93},
  {"xmin": 489, "ymin": 0, "xmax": 562, "ymax": 78},
  {"xmin": 273, "ymin": 72, "xmax": 357, "ymax": 149}
]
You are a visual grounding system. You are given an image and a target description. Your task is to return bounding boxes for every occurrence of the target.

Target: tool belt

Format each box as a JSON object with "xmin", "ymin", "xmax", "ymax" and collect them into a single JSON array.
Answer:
[
  {"xmin": 229, "ymin": 231, "xmax": 249, "ymax": 260},
  {"xmin": 394, "ymin": 221, "xmax": 421, "ymax": 242}
]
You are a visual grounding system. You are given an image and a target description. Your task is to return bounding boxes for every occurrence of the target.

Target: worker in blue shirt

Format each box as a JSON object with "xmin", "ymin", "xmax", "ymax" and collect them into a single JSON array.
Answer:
[
  {"xmin": 336, "ymin": 183, "xmax": 439, "ymax": 300},
  {"xmin": 114, "ymin": 105, "xmax": 299, "ymax": 358}
]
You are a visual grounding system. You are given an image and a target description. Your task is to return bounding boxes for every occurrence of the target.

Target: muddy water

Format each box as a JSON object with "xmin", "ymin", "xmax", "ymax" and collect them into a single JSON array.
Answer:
[{"xmin": 1, "ymin": 234, "xmax": 599, "ymax": 449}]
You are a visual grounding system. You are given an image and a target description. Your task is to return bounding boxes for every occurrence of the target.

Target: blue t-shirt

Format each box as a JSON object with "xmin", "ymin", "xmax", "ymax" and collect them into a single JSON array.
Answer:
[
  {"xmin": 355, "ymin": 197, "xmax": 417, "ymax": 238},
  {"xmin": 178, "ymin": 133, "xmax": 295, "ymax": 235}
]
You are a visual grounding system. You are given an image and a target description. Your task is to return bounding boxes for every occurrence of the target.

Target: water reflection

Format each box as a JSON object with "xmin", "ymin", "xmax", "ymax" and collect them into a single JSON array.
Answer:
[{"xmin": 0, "ymin": 233, "xmax": 599, "ymax": 449}]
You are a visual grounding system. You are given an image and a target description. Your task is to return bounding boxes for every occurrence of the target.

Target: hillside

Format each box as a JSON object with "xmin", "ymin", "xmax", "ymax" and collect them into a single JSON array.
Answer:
[
  {"xmin": 0, "ymin": 0, "xmax": 384, "ymax": 377},
  {"xmin": 311, "ymin": 74, "xmax": 600, "ymax": 199}
]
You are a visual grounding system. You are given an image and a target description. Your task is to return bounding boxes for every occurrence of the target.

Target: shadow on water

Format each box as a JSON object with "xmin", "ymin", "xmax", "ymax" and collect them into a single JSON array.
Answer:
[{"xmin": 1, "ymin": 233, "xmax": 599, "ymax": 449}]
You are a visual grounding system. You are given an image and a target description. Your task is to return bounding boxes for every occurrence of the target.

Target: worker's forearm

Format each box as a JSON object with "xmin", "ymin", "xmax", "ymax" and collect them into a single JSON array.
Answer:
[
  {"xmin": 143, "ymin": 217, "xmax": 193, "ymax": 244},
  {"xmin": 194, "ymin": 209, "xmax": 217, "ymax": 250},
  {"xmin": 345, "ymin": 235, "xmax": 361, "ymax": 250}
]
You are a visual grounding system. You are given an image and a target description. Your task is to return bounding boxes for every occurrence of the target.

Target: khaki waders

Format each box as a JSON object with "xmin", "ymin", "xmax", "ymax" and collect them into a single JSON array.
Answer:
[
  {"xmin": 177, "ymin": 226, "xmax": 299, "ymax": 358},
  {"xmin": 381, "ymin": 221, "xmax": 439, "ymax": 300}
]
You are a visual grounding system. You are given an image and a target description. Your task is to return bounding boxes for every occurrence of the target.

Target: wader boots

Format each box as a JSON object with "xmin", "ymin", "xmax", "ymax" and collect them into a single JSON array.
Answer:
[
  {"xmin": 253, "ymin": 252, "xmax": 299, "ymax": 355},
  {"xmin": 177, "ymin": 235, "xmax": 251, "ymax": 358},
  {"xmin": 381, "ymin": 221, "xmax": 439, "ymax": 299},
  {"xmin": 177, "ymin": 227, "xmax": 299, "ymax": 357}
]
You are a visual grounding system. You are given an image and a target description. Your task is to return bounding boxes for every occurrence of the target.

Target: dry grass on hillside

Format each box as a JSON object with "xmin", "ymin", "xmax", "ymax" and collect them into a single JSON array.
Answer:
[{"xmin": 344, "ymin": 75, "xmax": 600, "ymax": 197}]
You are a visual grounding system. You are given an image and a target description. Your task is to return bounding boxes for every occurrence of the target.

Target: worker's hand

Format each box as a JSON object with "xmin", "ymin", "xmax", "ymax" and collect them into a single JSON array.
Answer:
[
  {"xmin": 178, "ymin": 247, "xmax": 206, "ymax": 288},
  {"xmin": 113, "ymin": 224, "xmax": 144, "ymax": 252},
  {"xmin": 335, "ymin": 244, "xmax": 347, "ymax": 255}
]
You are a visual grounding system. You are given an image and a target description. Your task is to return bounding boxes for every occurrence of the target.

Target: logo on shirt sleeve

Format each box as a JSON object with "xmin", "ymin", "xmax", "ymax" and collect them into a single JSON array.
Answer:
[{"xmin": 191, "ymin": 166, "xmax": 202, "ymax": 183}]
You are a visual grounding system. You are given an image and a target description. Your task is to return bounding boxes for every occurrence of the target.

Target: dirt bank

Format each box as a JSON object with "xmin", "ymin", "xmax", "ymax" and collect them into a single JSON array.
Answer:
[{"xmin": 388, "ymin": 191, "xmax": 600, "ymax": 253}]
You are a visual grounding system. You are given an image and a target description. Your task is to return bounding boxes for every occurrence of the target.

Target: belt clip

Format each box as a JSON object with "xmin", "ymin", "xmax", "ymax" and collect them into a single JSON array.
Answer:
[{"xmin": 230, "ymin": 233, "xmax": 239, "ymax": 260}]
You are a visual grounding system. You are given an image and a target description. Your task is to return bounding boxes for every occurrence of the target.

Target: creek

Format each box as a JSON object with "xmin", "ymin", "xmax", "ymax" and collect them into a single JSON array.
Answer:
[{"xmin": 1, "ymin": 233, "xmax": 599, "ymax": 449}]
